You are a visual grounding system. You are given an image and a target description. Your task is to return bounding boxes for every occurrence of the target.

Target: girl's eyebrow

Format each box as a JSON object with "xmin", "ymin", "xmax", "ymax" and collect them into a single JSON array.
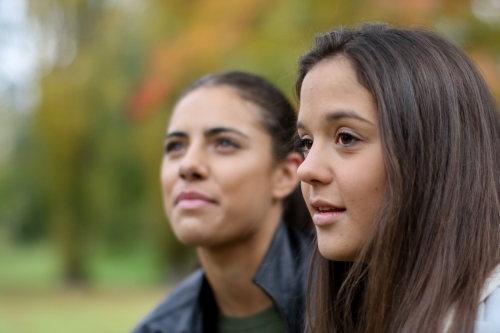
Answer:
[
  {"xmin": 325, "ymin": 110, "xmax": 373, "ymax": 125},
  {"xmin": 296, "ymin": 122, "xmax": 307, "ymax": 131},
  {"xmin": 297, "ymin": 109, "xmax": 373, "ymax": 131}
]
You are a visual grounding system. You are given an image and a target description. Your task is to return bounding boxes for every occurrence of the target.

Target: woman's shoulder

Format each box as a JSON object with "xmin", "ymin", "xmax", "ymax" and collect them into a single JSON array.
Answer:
[
  {"xmin": 131, "ymin": 268, "xmax": 205, "ymax": 333},
  {"xmin": 475, "ymin": 265, "xmax": 500, "ymax": 333}
]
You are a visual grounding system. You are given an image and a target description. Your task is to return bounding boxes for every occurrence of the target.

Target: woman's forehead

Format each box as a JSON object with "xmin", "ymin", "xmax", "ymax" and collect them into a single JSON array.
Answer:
[{"xmin": 167, "ymin": 87, "xmax": 267, "ymax": 136}]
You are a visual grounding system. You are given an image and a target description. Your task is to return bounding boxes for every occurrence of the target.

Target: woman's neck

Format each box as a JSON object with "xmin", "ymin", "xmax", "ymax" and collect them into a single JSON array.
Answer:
[{"xmin": 197, "ymin": 205, "xmax": 281, "ymax": 317}]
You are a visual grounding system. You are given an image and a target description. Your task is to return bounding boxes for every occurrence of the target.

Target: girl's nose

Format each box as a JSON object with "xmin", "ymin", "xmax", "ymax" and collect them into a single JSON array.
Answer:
[{"xmin": 297, "ymin": 143, "xmax": 333, "ymax": 185}]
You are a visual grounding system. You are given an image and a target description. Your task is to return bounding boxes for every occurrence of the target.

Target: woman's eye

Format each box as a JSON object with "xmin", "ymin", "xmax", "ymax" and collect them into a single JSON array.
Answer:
[
  {"xmin": 296, "ymin": 138, "xmax": 313, "ymax": 158},
  {"xmin": 336, "ymin": 131, "xmax": 358, "ymax": 147},
  {"xmin": 165, "ymin": 141, "xmax": 185, "ymax": 154},
  {"xmin": 215, "ymin": 137, "xmax": 240, "ymax": 150}
]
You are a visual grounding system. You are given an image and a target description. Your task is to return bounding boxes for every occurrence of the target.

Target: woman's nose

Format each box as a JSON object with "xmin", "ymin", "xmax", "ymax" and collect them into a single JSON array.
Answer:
[
  {"xmin": 297, "ymin": 144, "xmax": 333, "ymax": 185},
  {"xmin": 178, "ymin": 144, "xmax": 208, "ymax": 181}
]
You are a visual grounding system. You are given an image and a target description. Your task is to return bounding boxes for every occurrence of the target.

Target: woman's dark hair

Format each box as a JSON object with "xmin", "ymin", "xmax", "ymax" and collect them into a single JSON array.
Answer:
[
  {"xmin": 178, "ymin": 71, "xmax": 312, "ymax": 230},
  {"xmin": 296, "ymin": 23, "xmax": 500, "ymax": 333}
]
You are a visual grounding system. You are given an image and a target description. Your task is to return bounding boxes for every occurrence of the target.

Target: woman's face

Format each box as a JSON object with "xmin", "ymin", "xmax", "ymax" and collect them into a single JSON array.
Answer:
[
  {"xmin": 297, "ymin": 56, "xmax": 386, "ymax": 261},
  {"xmin": 161, "ymin": 86, "xmax": 288, "ymax": 248}
]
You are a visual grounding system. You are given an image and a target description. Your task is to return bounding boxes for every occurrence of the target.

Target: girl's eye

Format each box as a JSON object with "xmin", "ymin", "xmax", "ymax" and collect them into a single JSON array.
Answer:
[
  {"xmin": 296, "ymin": 138, "xmax": 313, "ymax": 158},
  {"xmin": 165, "ymin": 141, "xmax": 185, "ymax": 155},
  {"xmin": 336, "ymin": 131, "xmax": 359, "ymax": 147}
]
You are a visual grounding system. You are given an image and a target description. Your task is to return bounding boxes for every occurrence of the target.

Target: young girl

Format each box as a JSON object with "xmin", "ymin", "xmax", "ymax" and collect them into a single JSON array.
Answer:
[
  {"xmin": 133, "ymin": 71, "xmax": 312, "ymax": 333},
  {"xmin": 295, "ymin": 23, "xmax": 500, "ymax": 333}
]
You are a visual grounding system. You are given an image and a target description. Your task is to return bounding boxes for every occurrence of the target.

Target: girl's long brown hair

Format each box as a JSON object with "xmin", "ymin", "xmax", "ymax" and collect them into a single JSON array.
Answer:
[{"xmin": 296, "ymin": 23, "xmax": 500, "ymax": 333}]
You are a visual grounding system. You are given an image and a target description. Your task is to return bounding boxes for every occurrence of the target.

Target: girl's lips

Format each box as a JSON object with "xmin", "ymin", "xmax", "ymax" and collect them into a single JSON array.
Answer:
[
  {"xmin": 175, "ymin": 191, "xmax": 217, "ymax": 210},
  {"xmin": 312, "ymin": 209, "xmax": 346, "ymax": 226},
  {"xmin": 309, "ymin": 199, "xmax": 346, "ymax": 226}
]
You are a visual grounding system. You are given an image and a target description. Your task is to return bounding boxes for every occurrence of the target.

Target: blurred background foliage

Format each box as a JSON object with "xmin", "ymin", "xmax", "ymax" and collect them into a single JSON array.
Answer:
[{"xmin": 0, "ymin": 0, "xmax": 499, "ymax": 331}]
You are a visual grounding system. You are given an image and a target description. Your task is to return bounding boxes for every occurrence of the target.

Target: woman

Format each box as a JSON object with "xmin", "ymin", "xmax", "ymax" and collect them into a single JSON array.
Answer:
[
  {"xmin": 295, "ymin": 23, "xmax": 500, "ymax": 333},
  {"xmin": 133, "ymin": 71, "xmax": 313, "ymax": 333}
]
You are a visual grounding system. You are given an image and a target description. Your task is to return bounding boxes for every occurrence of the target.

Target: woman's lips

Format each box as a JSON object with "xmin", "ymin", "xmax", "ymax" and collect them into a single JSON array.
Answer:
[
  {"xmin": 310, "ymin": 200, "xmax": 346, "ymax": 226},
  {"xmin": 175, "ymin": 191, "xmax": 216, "ymax": 210},
  {"xmin": 177, "ymin": 199, "xmax": 212, "ymax": 209}
]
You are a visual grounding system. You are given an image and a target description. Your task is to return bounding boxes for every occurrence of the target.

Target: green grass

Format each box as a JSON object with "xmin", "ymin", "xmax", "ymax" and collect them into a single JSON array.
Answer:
[
  {"xmin": 0, "ymin": 242, "xmax": 62, "ymax": 289},
  {"xmin": 0, "ymin": 287, "xmax": 170, "ymax": 333},
  {"xmin": 0, "ymin": 241, "xmax": 164, "ymax": 289},
  {"xmin": 0, "ymin": 241, "xmax": 173, "ymax": 333}
]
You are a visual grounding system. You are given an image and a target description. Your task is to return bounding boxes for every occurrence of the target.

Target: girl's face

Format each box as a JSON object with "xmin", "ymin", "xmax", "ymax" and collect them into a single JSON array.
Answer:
[
  {"xmin": 161, "ymin": 86, "xmax": 294, "ymax": 248},
  {"xmin": 297, "ymin": 56, "xmax": 386, "ymax": 261}
]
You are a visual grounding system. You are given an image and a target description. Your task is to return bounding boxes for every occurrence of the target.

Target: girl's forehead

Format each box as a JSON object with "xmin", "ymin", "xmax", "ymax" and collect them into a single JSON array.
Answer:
[{"xmin": 298, "ymin": 57, "xmax": 377, "ymax": 128}]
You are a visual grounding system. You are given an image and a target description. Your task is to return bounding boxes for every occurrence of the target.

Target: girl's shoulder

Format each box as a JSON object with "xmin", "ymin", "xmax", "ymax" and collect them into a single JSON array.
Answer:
[
  {"xmin": 475, "ymin": 286, "xmax": 500, "ymax": 332},
  {"xmin": 475, "ymin": 265, "xmax": 500, "ymax": 333}
]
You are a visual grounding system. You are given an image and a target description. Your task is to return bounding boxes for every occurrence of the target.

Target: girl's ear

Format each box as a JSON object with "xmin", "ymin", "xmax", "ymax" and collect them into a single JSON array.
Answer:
[{"xmin": 272, "ymin": 152, "xmax": 303, "ymax": 200}]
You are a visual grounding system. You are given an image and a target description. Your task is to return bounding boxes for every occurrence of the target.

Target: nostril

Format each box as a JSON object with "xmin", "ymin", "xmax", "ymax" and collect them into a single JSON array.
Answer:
[
  {"xmin": 178, "ymin": 168, "xmax": 188, "ymax": 179},
  {"xmin": 179, "ymin": 166, "xmax": 204, "ymax": 181}
]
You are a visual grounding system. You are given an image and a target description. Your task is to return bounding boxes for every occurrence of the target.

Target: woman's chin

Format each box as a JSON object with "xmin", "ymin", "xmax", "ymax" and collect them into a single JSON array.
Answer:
[{"xmin": 177, "ymin": 234, "xmax": 212, "ymax": 247}]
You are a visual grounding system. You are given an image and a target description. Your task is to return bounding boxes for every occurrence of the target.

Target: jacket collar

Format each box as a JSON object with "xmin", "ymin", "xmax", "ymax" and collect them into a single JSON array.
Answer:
[
  {"xmin": 252, "ymin": 222, "xmax": 310, "ymax": 332},
  {"xmin": 196, "ymin": 221, "xmax": 310, "ymax": 333}
]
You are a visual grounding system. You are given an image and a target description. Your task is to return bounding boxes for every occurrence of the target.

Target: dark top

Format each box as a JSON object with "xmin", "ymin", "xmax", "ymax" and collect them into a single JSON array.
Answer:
[
  {"xmin": 217, "ymin": 305, "xmax": 286, "ymax": 333},
  {"xmin": 131, "ymin": 222, "xmax": 313, "ymax": 333}
]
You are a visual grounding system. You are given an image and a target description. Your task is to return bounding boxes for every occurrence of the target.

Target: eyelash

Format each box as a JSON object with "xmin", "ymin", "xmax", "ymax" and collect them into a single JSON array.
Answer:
[
  {"xmin": 296, "ymin": 130, "xmax": 360, "ymax": 157},
  {"xmin": 296, "ymin": 138, "xmax": 313, "ymax": 158},
  {"xmin": 215, "ymin": 137, "xmax": 240, "ymax": 149},
  {"xmin": 336, "ymin": 130, "xmax": 359, "ymax": 147},
  {"xmin": 164, "ymin": 137, "xmax": 240, "ymax": 155},
  {"xmin": 165, "ymin": 141, "xmax": 185, "ymax": 154}
]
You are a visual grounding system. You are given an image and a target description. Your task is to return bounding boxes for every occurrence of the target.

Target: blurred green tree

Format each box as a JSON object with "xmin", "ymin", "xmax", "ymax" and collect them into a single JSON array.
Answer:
[
  {"xmin": 25, "ymin": 0, "xmax": 170, "ymax": 284},
  {"xmin": 4, "ymin": 0, "xmax": 497, "ymax": 286}
]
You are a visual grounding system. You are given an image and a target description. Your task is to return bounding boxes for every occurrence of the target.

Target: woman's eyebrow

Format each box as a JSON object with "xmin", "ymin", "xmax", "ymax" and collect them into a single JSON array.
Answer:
[
  {"xmin": 204, "ymin": 127, "xmax": 249, "ymax": 138},
  {"xmin": 325, "ymin": 110, "xmax": 373, "ymax": 125},
  {"xmin": 165, "ymin": 131, "xmax": 187, "ymax": 139}
]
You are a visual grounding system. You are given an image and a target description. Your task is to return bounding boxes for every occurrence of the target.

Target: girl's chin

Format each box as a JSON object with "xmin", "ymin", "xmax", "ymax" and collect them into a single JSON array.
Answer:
[{"xmin": 317, "ymin": 244, "xmax": 357, "ymax": 262}]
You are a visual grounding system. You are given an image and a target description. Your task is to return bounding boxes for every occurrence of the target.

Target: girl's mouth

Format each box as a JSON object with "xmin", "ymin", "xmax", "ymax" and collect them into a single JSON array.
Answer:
[
  {"xmin": 313, "ymin": 208, "xmax": 346, "ymax": 226},
  {"xmin": 310, "ymin": 200, "xmax": 346, "ymax": 226}
]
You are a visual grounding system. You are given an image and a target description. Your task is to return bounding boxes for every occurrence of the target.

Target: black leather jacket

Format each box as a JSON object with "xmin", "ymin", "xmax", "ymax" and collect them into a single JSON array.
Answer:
[{"xmin": 131, "ymin": 222, "xmax": 313, "ymax": 333}]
